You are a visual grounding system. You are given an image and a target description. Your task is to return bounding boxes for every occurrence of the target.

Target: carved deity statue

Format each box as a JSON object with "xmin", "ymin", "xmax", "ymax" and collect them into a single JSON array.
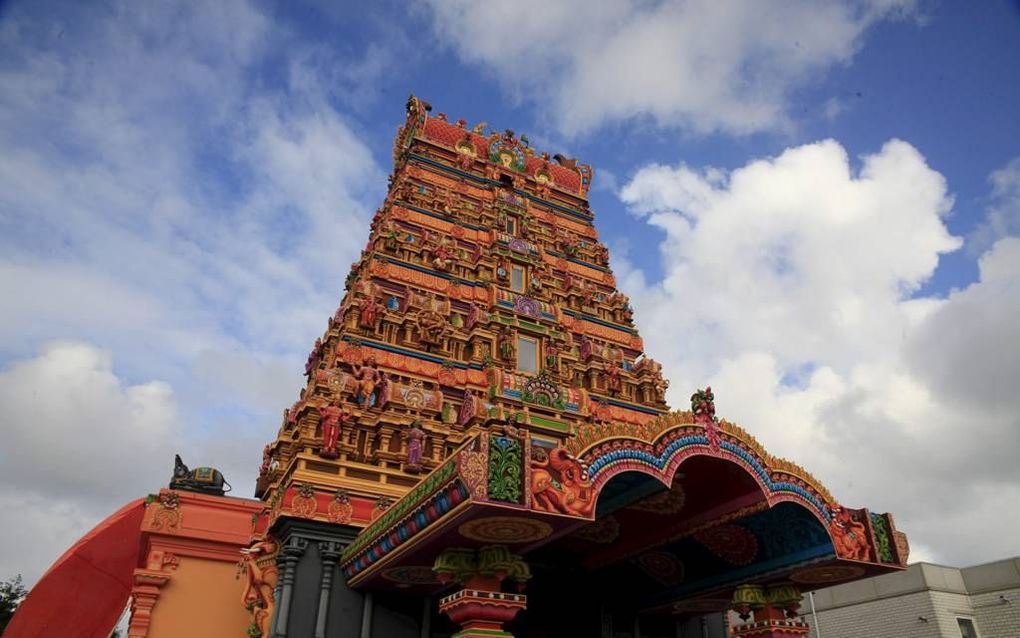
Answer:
[
  {"xmin": 376, "ymin": 371, "xmax": 391, "ymax": 411},
  {"xmin": 318, "ymin": 401, "xmax": 349, "ymax": 458},
  {"xmin": 417, "ymin": 310, "xmax": 448, "ymax": 351},
  {"xmin": 458, "ymin": 388, "xmax": 478, "ymax": 427},
  {"xmin": 430, "ymin": 235, "xmax": 456, "ymax": 271},
  {"xmin": 498, "ymin": 326, "xmax": 515, "ymax": 361},
  {"xmin": 381, "ymin": 217, "xmax": 399, "ymax": 252},
  {"xmin": 351, "ymin": 356, "xmax": 381, "ymax": 408},
  {"xmin": 405, "ymin": 420, "xmax": 426, "ymax": 473},
  {"xmin": 359, "ymin": 295, "xmax": 381, "ymax": 331},
  {"xmin": 606, "ymin": 362, "xmax": 622, "ymax": 396},
  {"xmin": 259, "ymin": 444, "xmax": 273, "ymax": 476}
]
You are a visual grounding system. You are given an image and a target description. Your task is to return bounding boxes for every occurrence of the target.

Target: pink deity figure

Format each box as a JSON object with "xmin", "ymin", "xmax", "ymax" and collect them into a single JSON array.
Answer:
[
  {"xmin": 595, "ymin": 242, "xmax": 609, "ymax": 266},
  {"xmin": 359, "ymin": 295, "xmax": 381, "ymax": 330},
  {"xmin": 466, "ymin": 304, "xmax": 480, "ymax": 330},
  {"xmin": 606, "ymin": 363, "xmax": 622, "ymax": 396},
  {"xmin": 579, "ymin": 335, "xmax": 593, "ymax": 362},
  {"xmin": 351, "ymin": 356, "xmax": 381, "ymax": 408},
  {"xmin": 376, "ymin": 372, "xmax": 391, "ymax": 410},
  {"xmin": 562, "ymin": 271, "xmax": 575, "ymax": 291},
  {"xmin": 458, "ymin": 388, "xmax": 477, "ymax": 427},
  {"xmin": 319, "ymin": 402, "xmax": 347, "ymax": 459},
  {"xmin": 405, "ymin": 421, "xmax": 426, "ymax": 473}
]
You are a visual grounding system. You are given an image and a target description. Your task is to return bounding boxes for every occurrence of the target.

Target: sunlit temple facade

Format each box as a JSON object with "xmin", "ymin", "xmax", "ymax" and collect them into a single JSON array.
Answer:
[{"xmin": 7, "ymin": 97, "xmax": 909, "ymax": 638}]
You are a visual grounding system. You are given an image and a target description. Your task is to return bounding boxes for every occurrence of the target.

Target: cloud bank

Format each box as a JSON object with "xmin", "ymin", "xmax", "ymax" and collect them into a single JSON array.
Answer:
[
  {"xmin": 617, "ymin": 141, "xmax": 1020, "ymax": 565},
  {"xmin": 423, "ymin": 0, "xmax": 915, "ymax": 135}
]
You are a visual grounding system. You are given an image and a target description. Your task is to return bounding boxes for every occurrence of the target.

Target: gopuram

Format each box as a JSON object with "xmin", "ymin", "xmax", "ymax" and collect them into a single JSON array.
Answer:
[{"xmin": 6, "ymin": 97, "xmax": 910, "ymax": 638}]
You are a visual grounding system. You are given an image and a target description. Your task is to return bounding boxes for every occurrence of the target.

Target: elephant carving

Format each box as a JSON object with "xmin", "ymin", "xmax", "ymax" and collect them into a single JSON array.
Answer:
[{"xmin": 530, "ymin": 447, "xmax": 596, "ymax": 517}]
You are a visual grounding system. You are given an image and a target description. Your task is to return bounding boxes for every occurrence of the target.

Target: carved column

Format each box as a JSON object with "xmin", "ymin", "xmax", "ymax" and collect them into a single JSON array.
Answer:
[
  {"xmin": 272, "ymin": 537, "xmax": 308, "ymax": 638},
  {"xmin": 730, "ymin": 584, "xmax": 809, "ymax": 638},
  {"xmin": 127, "ymin": 572, "xmax": 170, "ymax": 637},
  {"xmin": 433, "ymin": 546, "xmax": 530, "ymax": 638},
  {"xmin": 315, "ymin": 541, "xmax": 342, "ymax": 638},
  {"xmin": 127, "ymin": 549, "xmax": 177, "ymax": 637}
]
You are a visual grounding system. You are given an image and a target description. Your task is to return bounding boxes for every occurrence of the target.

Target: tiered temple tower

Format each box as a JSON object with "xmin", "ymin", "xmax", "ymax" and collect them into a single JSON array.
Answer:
[
  {"xmin": 244, "ymin": 97, "xmax": 907, "ymax": 638},
  {"xmin": 4, "ymin": 97, "xmax": 911, "ymax": 638},
  {"xmin": 256, "ymin": 95, "xmax": 668, "ymax": 529}
]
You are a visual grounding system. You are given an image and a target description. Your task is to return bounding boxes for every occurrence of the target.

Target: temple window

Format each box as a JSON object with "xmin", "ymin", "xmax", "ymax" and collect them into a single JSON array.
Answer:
[
  {"xmin": 510, "ymin": 265, "xmax": 526, "ymax": 292},
  {"xmin": 505, "ymin": 217, "xmax": 517, "ymax": 234},
  {"xmin": 516, "ymin": 335, "xmax": 539, "ymax": 374}
]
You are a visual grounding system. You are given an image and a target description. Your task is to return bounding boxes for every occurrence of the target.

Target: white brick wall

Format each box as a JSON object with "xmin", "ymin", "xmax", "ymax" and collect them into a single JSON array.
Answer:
[
  {"xmin": 969, "ymin": 587, "xmax": 1020, "ymax": 638},
  {"xmin": 801, "ymin": 590, "xmax": 943, "ymax": 638}
]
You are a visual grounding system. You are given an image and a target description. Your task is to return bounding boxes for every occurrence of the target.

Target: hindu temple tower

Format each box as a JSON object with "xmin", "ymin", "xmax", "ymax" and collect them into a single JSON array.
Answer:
[
  {"xmin": 5, "ymin": 96, "xmax": 910, "ymax": 638},
  {"xmin": 244, "ymin": 96, "xmax": 909, "ymax": 638}
]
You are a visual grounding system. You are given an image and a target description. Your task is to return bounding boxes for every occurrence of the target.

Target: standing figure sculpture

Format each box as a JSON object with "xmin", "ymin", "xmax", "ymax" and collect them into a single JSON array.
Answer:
[
  {"xmin": 606, "ymin": 363, "xmax": 622, "ymax": 396},
  {"xmin": 319, "ymin": 401, "xmax": 348, "ymax": 459},
  {"xmin": 351, "ymin": 356, "xmax": 381, "ymax": 408},
  {"xmin": 359, "ymin": 295, "xmax": 381, "ymax": 331},
  {"xmin": 405, "ymin": 420, "xmax": 426, "ymax": 473},
  {"xmin": 498, "ymin": 326, "xmax": 515, "ymax": 362},
  {"xmin": 458, "ymin": 388, "xmax": 478, "ymax": 427},
  {"xmin": 376, "ymin": 371, "xmax": 391, "ymax": 411}
]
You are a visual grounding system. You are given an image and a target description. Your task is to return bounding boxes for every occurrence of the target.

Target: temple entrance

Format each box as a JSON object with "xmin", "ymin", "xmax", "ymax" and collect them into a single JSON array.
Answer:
[{"xmin": 506, "ymin": 455, "xmax": 832, "ymax": 637}]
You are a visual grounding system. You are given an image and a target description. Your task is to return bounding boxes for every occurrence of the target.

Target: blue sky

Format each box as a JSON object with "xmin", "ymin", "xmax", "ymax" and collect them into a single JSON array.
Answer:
[{"xmin": 1, "ymin": 0, "xmax": 1018, "ymax": 584}]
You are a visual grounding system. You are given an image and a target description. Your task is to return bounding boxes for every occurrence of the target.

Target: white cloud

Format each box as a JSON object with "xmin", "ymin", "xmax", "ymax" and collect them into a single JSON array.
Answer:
[
  {"xmin": 422, "ymin": 0, "xmax": 915, "ymax": 135},
  {"xmin": 0, "ymin": 342, "xmax": 179, "ymax": 582},
  {"xmin": 618, "ymin": 140, "xmax": 1020, "ymax": 566},
  {"xmin": 0, "ymin": 0, "xmax": 386, "ymax": 584}
]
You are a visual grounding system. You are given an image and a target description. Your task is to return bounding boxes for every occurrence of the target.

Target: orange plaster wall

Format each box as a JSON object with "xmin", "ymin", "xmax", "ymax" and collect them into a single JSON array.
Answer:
[{"xmin": 147, "ymin": 556, "xmax": 249, "ymax": 638}]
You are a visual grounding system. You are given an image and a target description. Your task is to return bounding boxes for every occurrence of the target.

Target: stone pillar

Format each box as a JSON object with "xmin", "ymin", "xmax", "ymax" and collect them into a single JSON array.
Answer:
[
  {"xmin": 273, "ymin": 537, "xmax": 308, "ymax": 638},
  {"xmin": 433, "ymin": 546, "xmax": 530, "ymax": 638},
  {"xmin": 315, "ymin": 541, "xmax": 342, "ymax": 638},
  {"xmin": 730, "ymin": 584, "xmax": 809, "ymax": 638}
]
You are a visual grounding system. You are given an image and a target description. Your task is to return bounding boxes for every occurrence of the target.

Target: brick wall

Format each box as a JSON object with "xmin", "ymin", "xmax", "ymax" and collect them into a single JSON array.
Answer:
[
  {"xmin": 969, "ymin": 587, "xmax": 1020, "ymax": 638},
  {"xmin": 802, "ymin": 590, "xmax": 944, "ymax": 638}
]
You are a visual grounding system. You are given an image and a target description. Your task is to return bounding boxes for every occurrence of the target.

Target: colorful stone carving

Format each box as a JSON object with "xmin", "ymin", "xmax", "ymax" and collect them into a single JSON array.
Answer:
[{"xmin": 529, "ymin": 447, "xmax": 595, "ymax": 517}]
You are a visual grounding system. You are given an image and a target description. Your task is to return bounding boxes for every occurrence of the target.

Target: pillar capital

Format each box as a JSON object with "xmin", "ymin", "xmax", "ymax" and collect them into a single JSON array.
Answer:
[
  {"xmin": 432, "ymin": 546, "xmax": 530, "ymax": 638},
  {"xmin": 730, "ymin": 583, "xmax": 809, "ymax": 638}
]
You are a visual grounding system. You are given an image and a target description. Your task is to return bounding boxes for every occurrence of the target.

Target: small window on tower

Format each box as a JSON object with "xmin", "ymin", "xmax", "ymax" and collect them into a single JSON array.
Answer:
[
  {"xmin": 510, "ymin": 265, "xmax": 525, "ymax": 292},
  {"xmin": 505, "ymin": 217, "xmax": 517, "ymax": 234},
  {"xmin": 957, "ymin": 618, "xmax": 978, "ymax": 638},
  {"xmin": 517, "ymin": 335, "xmax": 538, "ymax": 374}
]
